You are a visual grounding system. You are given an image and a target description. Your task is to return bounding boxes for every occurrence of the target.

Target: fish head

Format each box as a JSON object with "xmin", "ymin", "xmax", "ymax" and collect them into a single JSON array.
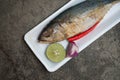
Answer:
[{"xmin": 38, "ymin": 23, "xmax": 65, "ymax": 43}]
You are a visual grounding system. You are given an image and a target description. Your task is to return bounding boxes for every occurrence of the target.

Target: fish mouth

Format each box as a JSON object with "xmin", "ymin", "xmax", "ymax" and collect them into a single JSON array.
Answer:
[
  {"xmin": 38, "ymin": 36, "xmax": 54, "ymax": 43},
  {"xmin": 39, "ymin": 40, "xmax": 53, "ymax": 44}
]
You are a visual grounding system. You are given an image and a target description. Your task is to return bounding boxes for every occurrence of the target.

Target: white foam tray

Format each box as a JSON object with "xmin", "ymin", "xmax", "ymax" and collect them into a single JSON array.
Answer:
[{"xmin": 24, "ymin": 1, "xmax": 120, "ymax": 72}]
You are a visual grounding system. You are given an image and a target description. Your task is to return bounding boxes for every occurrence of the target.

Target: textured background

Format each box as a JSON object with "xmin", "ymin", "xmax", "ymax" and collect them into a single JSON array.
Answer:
[{"xmin": 0, "ymin": 0, "xmax": 120, "ymax": 80}]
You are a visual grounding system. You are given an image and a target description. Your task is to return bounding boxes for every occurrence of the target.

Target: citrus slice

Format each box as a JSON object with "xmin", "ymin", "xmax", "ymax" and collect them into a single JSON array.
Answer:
[{"xmin": 46, "ymin": 43, "xmax": 66, "ymax": 63}]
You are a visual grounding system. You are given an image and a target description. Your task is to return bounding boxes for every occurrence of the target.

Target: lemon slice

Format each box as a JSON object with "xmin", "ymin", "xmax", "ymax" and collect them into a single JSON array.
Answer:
[{"xmin": 46, "ymin": 43, "xmax": 66, "ymax": 63}]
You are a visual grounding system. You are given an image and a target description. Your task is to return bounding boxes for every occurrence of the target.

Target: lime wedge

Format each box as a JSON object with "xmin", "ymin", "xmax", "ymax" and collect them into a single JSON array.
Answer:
[{"xmin": 46, "ymin": 43, "xmax": 66, "ymax": 63}]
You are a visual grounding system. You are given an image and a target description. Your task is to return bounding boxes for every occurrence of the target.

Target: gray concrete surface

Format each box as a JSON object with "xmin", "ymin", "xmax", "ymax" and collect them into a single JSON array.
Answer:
[{"xmin": 0, "ymin": 0, "xmax": 120, "ymax": 80}]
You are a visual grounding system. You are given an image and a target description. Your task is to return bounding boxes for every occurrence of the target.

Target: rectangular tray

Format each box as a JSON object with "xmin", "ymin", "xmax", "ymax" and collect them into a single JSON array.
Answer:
[{"xmin": 24, "ymin": 2, "xmax": 120, "ymax": 72}]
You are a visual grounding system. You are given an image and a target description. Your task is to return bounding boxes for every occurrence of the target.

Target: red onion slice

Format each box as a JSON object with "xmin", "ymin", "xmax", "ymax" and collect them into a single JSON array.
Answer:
[{"xmin": 67, "ymin": 42, "xmax": 79, "ymax": 57}]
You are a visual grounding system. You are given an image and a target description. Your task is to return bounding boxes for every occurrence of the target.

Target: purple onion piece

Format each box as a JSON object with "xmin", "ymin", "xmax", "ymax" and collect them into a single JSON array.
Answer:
[{"xmin": 67, "ymin": 42, "xmax": 79, "ymax": 57}]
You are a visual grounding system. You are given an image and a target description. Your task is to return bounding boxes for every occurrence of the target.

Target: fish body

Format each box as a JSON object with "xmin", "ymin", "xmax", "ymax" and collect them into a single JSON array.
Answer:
[{"xmin": 38, "ymin": 0, "xmax": 119, "ymax": 43}]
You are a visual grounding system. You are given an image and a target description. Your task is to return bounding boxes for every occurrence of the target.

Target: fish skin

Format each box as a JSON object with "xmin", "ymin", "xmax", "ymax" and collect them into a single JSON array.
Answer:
[{"xmin": 38, "ymin": 0, "xmax": 119, "ymax": 43}]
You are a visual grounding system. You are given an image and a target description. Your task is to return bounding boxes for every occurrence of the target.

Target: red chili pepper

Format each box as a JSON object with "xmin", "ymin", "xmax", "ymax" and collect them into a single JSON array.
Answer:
[{"xmin": 68, "ymin": 21, "xmax": 100, "ymax": 42}]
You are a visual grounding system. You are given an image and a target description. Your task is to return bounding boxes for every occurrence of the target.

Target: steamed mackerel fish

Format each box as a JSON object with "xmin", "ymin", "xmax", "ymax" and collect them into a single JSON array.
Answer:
[{"xmin": 38, "ymin": 0, "xmax": 119, "ymax": 43}]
